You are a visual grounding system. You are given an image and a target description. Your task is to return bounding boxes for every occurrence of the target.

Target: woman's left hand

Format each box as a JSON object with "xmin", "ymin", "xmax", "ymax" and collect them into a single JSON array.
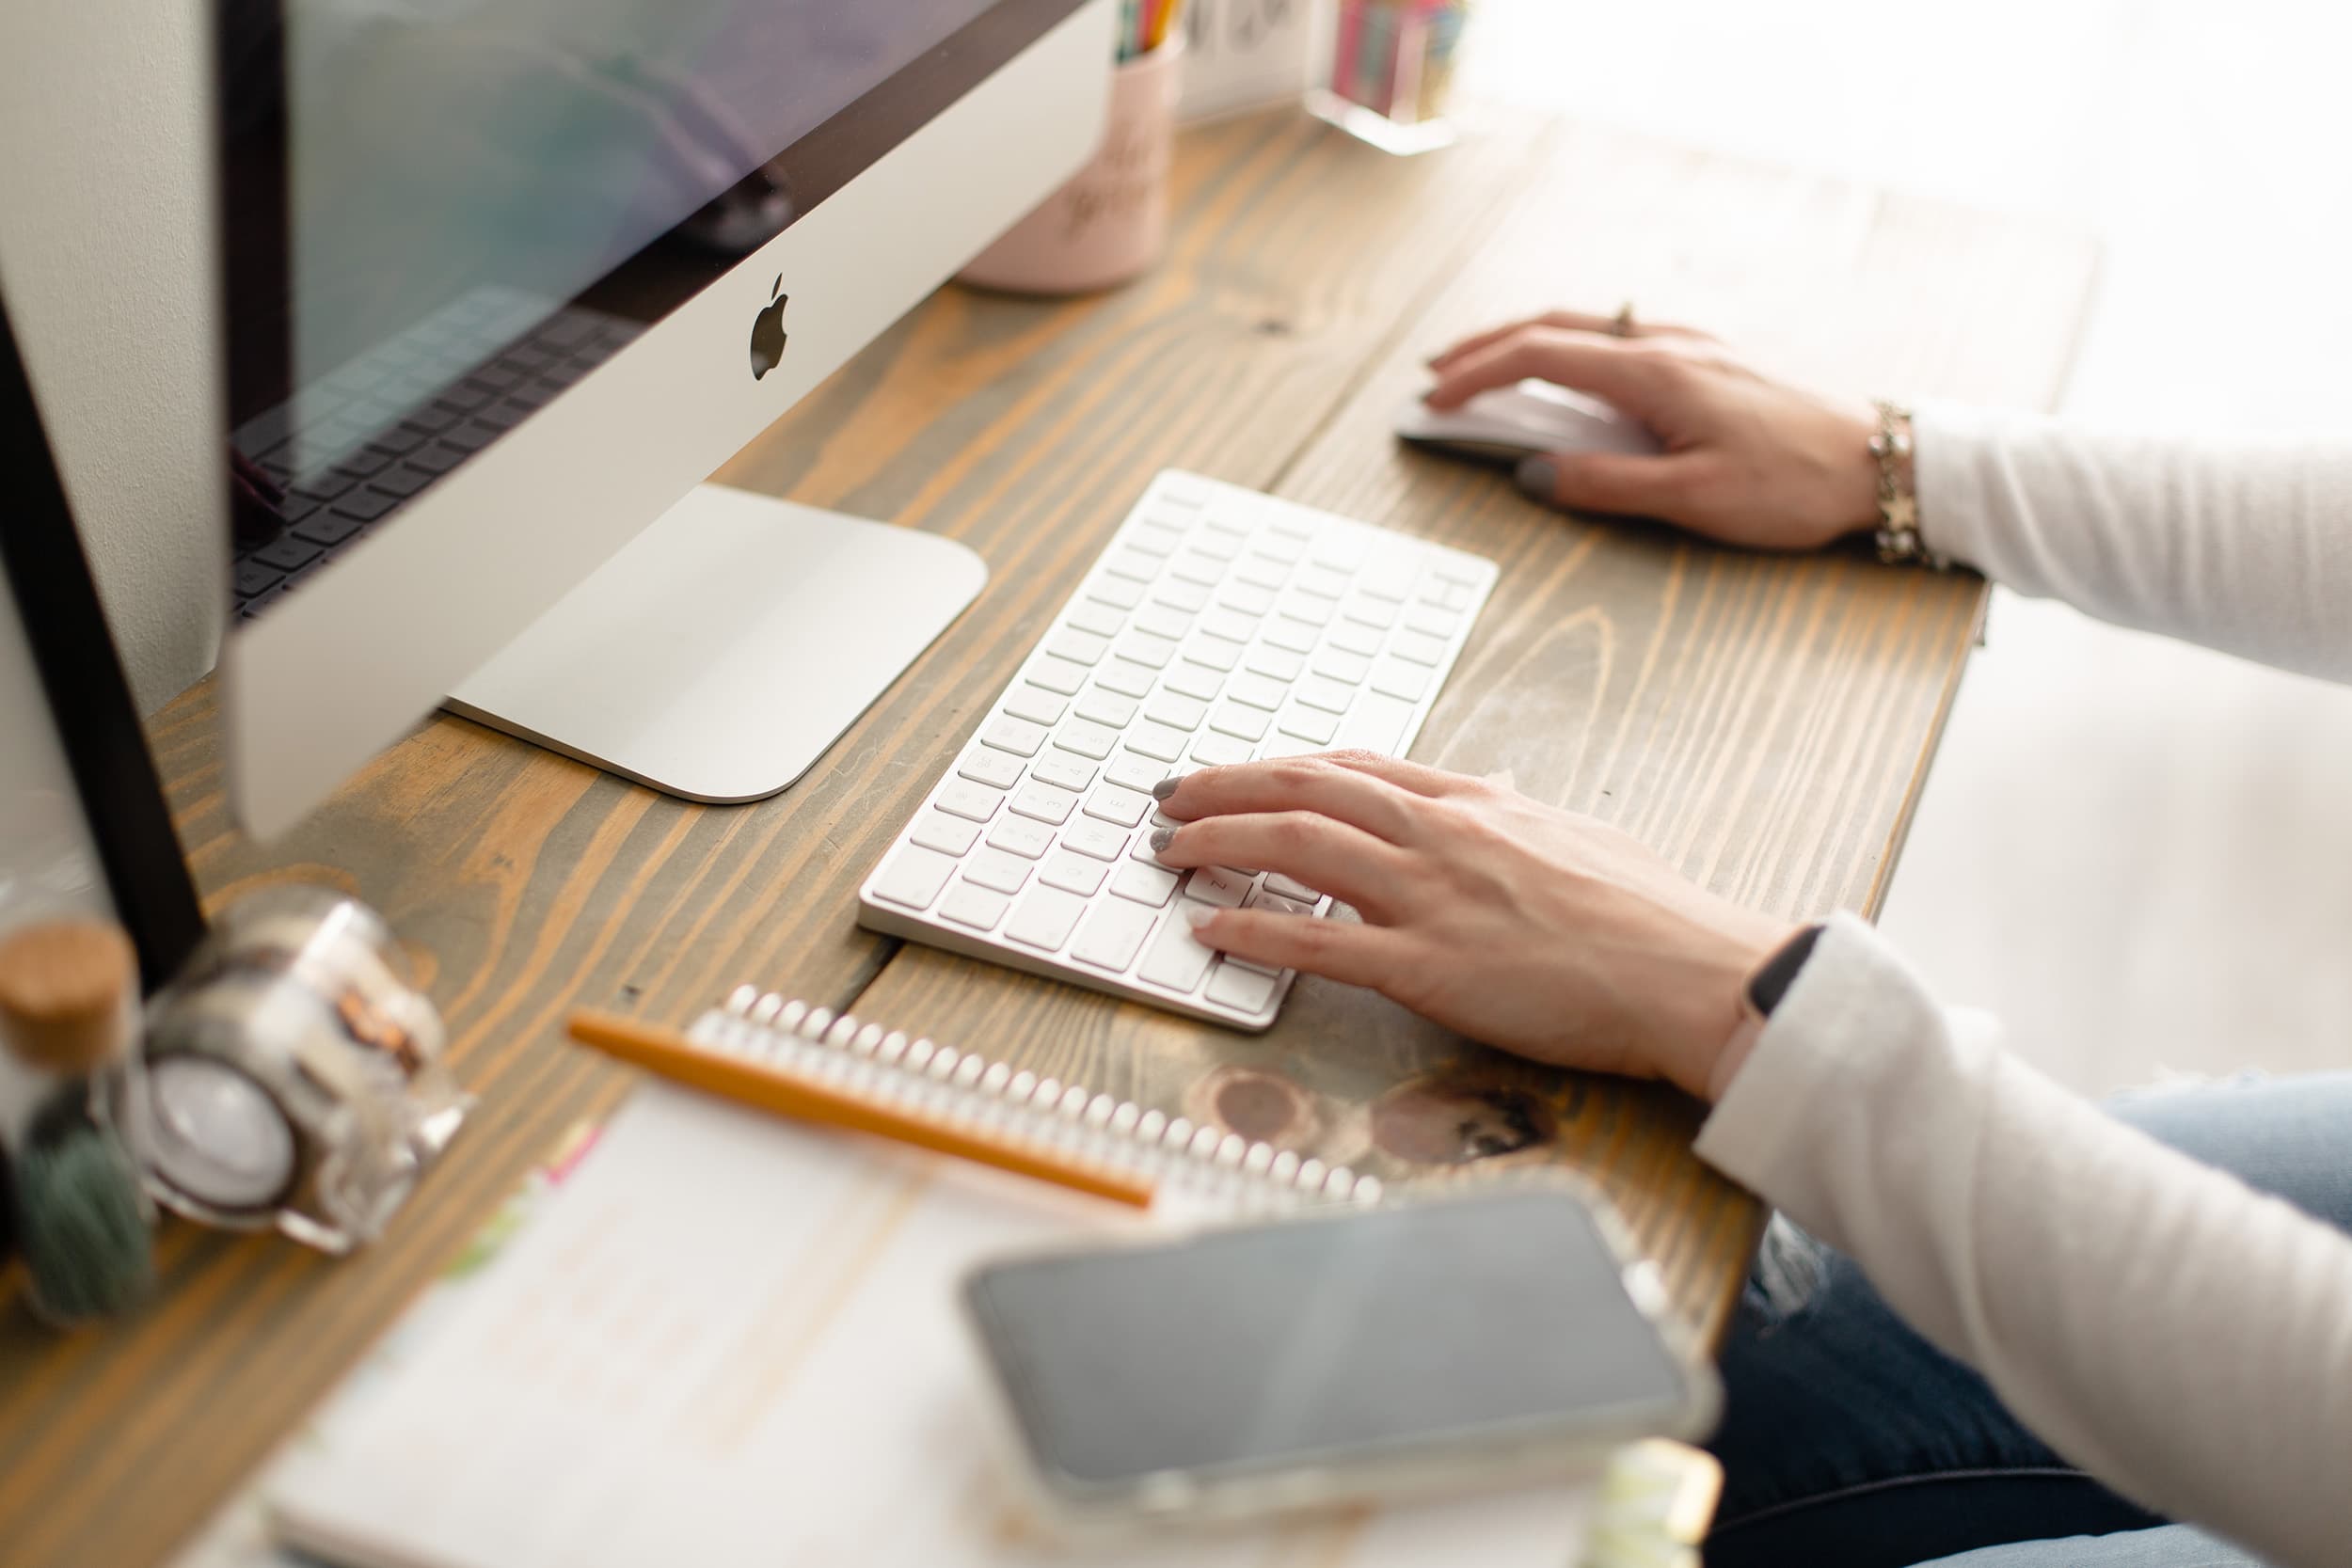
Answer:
[{"xmin": 1152, "ymin": 752, "xmax": 1794, "ymax": 1101}]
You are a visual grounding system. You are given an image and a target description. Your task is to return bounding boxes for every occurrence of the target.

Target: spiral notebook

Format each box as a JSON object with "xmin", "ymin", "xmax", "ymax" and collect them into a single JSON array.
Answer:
[{"xmin": 262, "ymin": 988, "xmax": 1596, "ymax": 1568}]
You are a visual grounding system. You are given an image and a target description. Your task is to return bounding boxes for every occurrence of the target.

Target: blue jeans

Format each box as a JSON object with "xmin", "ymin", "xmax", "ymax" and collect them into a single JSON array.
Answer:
[{"xmin": 1703, "ymin": 1072, "xmax": 2352, "ymax": 1568}]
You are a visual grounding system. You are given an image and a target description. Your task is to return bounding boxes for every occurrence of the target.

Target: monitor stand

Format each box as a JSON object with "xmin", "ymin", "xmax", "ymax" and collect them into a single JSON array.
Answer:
[{"xmin": 444, "ymin": 483, "xmax": 987, "ymax": 803}]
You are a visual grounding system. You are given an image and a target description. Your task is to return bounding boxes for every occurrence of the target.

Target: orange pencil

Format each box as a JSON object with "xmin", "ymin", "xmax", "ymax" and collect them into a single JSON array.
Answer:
[
  {"xmin": 1149, "ymin": 0, "xmax": 1185, "ymax": 51},
  {"xmin": 567, "ymin": 1010, "xmax": 1156, "ymax": 1209}
]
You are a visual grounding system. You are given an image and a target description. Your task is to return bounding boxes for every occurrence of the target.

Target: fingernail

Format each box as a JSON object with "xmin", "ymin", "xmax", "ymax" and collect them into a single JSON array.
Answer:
[
  {"xmin": 1150, "ymin": 827, "xmax": 1176, "ymax": 852},
  {"xmin": 1516, "ymin": 456, "xmax": 1558, "ymax": 499},
  {"xmin": 1182, "ymin": 904, "xmax": 1218, "ymax": 929},
  {"xmin": 1152, "ymin": 776, "xmax": 1182, "ymax": 800}
]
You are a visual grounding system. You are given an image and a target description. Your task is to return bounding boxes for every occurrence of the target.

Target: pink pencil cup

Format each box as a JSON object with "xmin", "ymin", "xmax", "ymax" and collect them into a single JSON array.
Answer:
[{"xmin": 959, "ymin": 37, "xmax": 1185, "ymax": 295}]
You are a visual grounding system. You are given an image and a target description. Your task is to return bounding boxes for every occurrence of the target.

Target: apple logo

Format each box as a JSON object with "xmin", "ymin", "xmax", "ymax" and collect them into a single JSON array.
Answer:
[{"xmin": 749, "ymin": 274, "xmax": 789, "ymax": 381}]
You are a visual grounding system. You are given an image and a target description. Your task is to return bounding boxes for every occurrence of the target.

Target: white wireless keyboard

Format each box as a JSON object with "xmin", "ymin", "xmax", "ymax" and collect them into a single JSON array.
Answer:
[{"xmin": 856, "ymin": 471, "xmax": 1498, "ymax": 1029}]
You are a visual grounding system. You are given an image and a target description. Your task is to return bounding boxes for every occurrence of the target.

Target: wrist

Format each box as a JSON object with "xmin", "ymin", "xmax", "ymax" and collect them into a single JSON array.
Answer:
[
  {"xmin": 1701, "ymin": 922, "xmax": 1828, "ymax": 1102},
  {"xmin": 1656, "ymin": 912, "xmax": 1798, "ymax": 1101}
]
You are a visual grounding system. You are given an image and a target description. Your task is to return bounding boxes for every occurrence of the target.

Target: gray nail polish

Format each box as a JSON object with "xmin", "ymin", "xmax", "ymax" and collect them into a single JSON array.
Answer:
[
  {"xmin": 1152, "ymin": 776, "xmax": 1181, "ymax": 800},
  {"xmin": 1516, "ymin": 455, "xmax": 1558, "ymax": 500},
  {"xmin": 1150, "ymin": 827, "xmax": 1175, "ymax": 852}
]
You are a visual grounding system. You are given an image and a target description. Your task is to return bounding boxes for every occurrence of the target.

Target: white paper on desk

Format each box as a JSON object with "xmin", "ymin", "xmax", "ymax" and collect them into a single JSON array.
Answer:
[{"xmin": 268, "ymin": 1085, "xmax": 1592, "ymax": 1568}]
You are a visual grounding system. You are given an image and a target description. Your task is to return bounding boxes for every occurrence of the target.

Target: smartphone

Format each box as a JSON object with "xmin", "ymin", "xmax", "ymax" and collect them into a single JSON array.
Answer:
[{"xmin": 961, "ymin": 1182, "xmax": 1720, "ymax": 1531}]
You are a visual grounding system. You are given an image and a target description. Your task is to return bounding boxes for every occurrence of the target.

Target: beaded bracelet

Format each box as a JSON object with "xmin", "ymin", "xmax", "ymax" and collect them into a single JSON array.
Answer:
[{"xmin": 1868, "ymin": 401, "xmax": 1947, "ymax": 568}]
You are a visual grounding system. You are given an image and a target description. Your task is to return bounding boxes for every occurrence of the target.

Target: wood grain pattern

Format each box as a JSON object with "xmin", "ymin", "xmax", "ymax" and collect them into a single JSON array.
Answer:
[{"xmin": 0, "ymin": 110, "xmax": 2093, "ymax": 1568}]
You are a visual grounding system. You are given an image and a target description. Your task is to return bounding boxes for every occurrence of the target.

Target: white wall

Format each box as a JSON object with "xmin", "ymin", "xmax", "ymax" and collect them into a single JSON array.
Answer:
[{"xmin": 0, "ymin": 0, "xmax": 226, "ymax": 716}]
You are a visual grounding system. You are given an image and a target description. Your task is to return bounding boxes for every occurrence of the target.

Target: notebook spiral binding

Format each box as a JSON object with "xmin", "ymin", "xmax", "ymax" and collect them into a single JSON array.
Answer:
[{"xmin": 703, "ymin": 984, "xmax": 1382, "ymax": 1208}]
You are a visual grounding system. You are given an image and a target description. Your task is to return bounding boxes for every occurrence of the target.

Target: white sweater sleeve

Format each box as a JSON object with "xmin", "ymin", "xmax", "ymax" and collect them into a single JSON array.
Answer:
[
  {"xmin": 1913, "ymin": 401, "xmax": 2352, "ymax": 684},
  {"xmin": 1694, "ymin": 915, "xmax": 2352, "ymax": 1567}
]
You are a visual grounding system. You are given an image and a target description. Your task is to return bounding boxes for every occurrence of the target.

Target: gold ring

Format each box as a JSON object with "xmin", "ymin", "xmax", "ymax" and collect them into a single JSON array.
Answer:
[{"xmin": 1612, "ymin": 302, "xmax": 1637, "ymax": 339}]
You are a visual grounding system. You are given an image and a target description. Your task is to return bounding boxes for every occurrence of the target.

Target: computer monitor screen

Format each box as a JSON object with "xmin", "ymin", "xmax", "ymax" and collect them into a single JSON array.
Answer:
[{"xmin": 216, "ymin": 0, "xmax": 1109, "ymax": 834}]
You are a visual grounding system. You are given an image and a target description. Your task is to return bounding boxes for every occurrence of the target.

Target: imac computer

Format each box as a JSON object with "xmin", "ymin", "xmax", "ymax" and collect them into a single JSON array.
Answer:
[{"xmin": 216, "ymin": 0, "xmax": 1114, "ymax": 837}]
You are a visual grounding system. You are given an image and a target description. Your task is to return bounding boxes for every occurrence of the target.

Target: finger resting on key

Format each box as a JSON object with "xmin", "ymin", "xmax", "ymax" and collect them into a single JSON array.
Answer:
[
  {"xmin": 1186, "ymin": 907, "xmax": 1403, "ymax": 991},
  {"xmin": 1153, "ymin": 812, "xmax": 1406, "ymax": 918},
  {"xmin": 1158, "ymin": 755, "xmax": 1425, "ymax": 845}
]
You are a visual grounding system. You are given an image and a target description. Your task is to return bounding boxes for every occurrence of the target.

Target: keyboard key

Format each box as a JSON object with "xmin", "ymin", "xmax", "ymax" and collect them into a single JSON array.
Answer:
[
  {"xmin": 1134, "ymin": 601, "xmax": 1192, "ymax": 641},
  {"xmin": 1129, "ymin": 521, "xmax": 1186, "ymax": 556},
  {"xmin": 1182, "ymin": 633, "xmax": 1244, "ymax": 673},
  {"xmin": 1233, "ymin": 554, "xmax": 1291, "ymax": 591},
  {"xmin": 871, "ymin": 846, "xmax": 958, "ymax": 910},
  {"xmin": 1218, "ymin": 579, "xmax": 1278, "ymax": 616},
  {"xmin": 939, "ymin": 881, "xmax": 1011, "ymax": 932},
  {"xmin": 1005, "ymin": 886, "xmax": 1088, "ymax": 952},
  {"xmin": 1262, "ymin": 617, "xmax": 1318, "ymax": 654},
  {"xmin": 1062, "ymin": 817, "xmax": 1130, "ymax": 861},
  {"xmin": 1335, "ymin": 691, "xmax": 1416, "ymax": 755},
  {"xmin": 1111, "ymin": 862, "xmax": 1180, "ymax": 907},
  {"xmin": 1168, "ymin": 551, "xmax": 1226, "ymax": 587},
  {"xmin": 1390, "ymin": 628, "xmax": 1448, "ymax": 666},
  {"xmin": 233, "ymin": 562, "xmax": 286, "ymax": 599},
  {"xmin": 1209, "ymin": 703, "xmax": 1270, "ymax": 742},
  {"xmin": 1144, "ymin": 692, "xmax": 1209, "ymax": 732},
  {"xmin": 1136, "ymin": 911, "xmax": 1218, "ymax": 992},
  {"xmin": 1026, "ymin": 654, "xmax": 1089, "ymax": 696},
  {"xmin": 1187, "ymin": 527, "xmax": 1242, "ymax": 562},
  {"xmin": 1040, "ymin": 849, "xmax": 1110, "ymax": 897},
  {"xmin": 1104, "ymin": 547, "xmax": 1161, "ymax": 582},
  {"xmin": 1341, "ymin": 595, "xmax": 1397, "ymax": 630},
  {"xmin": 1055, "ymin": 719, "xmax": 1120, "ymax": 760},
  {"xmin": 1070, "ymin": 899, "xmax": 1160, "ymax": 971},
  {"xmin": 1200, "ymin": 606, "xmax": 1259, "ymax": 643},
  {"xmin": 987, "ymin": 816, "xmax": 1057, "ymax": 860},
  {"xmin": 1067, "ymin": 599, "xmax": 1124, "ymax": 638},
  {"xmin": 1429, "ymin": 552, "xmax": 1486, "ymax": 586},
  {"xmin": 936, "ymin": 779, "xmax": 1006, "ymax": 822},
  {"xmin": 1404, "ymin": 604, "xmax": 1460, "ymax": 639},
  {"xmin": 982, "ymin": 716, "xmax": 1049, "ymax": 756},
  {"xmin": 1264, "ymin": 872, "xmax": 1323, "ymax": 903},
  {"xmin": 1371, "ymin": 661, "xmax": 1432, "ymax": 703},
  {"xmin": 1047, "ymin": 629, "xmax": 1111, "ymax": 667},
  {"xmin": 1359, "ymin": 563, "xmax": 1418, "ymax": 603},
  {"xmin": 1206, "ymin": 962, "xmax": 1279, "ymax": 1013},
  {"xmin": 1032, "ymin": 751, "xmax": 1097, "ymax": 792},
  {"xmin": 1116, "ymin": 630, "xmax": 1179, "ymax": 670},
  {"xmin": 1003, "ymin": 685, "xmax": 1068, "ymax": 726},
  {"xmin": 1249, "ymin": 889, "xmax": 1316, "ymax": 918},
  {"xmin": 1104, "ymin": 751, "xmax": 1166, "ymax": 793},
  {"xmin": 1277, "ymin": 705, "xmax": 1339, "ymax": 745},
  {"xmin": 1309, "ymin": 536, "xmax": 1365, "ymax": 573},
  {"xmin": 1184, "ymin": 865, "xmax": 1253, "ymax": 908},
  {"xmin": 330, "ymin": 488, "xmax": 399, "ymax": 523},
  {"xmin": 1227, "ymin": 671, "xmax": 1287, "ymax": 711},
  {"xmin": 1246, "ymin": 645, "xmax": 1305, "ymax": 683},
  {"xmin": 1327, "ymin": 620, "xmax": 1384, "ymax": 657},
  {"xmin": 962, "ymin": 847, "xmax": 1035, "ymax": 895},
  {"xmin": 1161, "ymin": 660, "xmax": 1223, "ymax": 702},
  {"xmin": 910, "ymin": 810, "xmax": 982, "ymax": 856},
  {"xmin": 1095, "ymin": 658, "xmax": 1158, "ymax": 699},
  {"xmin": 1152, "ymin": 577, "xmax": 1211, "ymax": 613},
  {"xmin": 1297, "ymin": 563, "xmax": 1351, "ymax": 600},
  {"xmin": 1126, "ymin": 721, "xmax": 1190, "ymax": 763},
  {"xmin": 1294, "ymin": 674, "xmax": 1355, "ymax": 715},
  {"xmin": 1010, "ymin": 783, "xmax": 1080, "ymax": 825},
  {"xmin": 1311, "ymin": 648, "xmax": 1371, "ymax": 686},
  {"xmin": 1074, "ymin": 688, "xmax": 1139, "ymax": 728},
  {"xmin": 251, "ymin": 535, "xmax": 324, "ymax": 573},
  {"xmin": 1087, "ymin": 574, "xmax": 1147, "ymax": 610},
  {"xmin": 1280, "ymin": 590, "xmax": 1338, "ymax": 627},
  {"xmin": 1084, "ymin": 784, "xmax": 1152, "ymax": 828},
  {"xmin": 1190, "ymin": 732, "xmax": 1252, "ymax": 768}
]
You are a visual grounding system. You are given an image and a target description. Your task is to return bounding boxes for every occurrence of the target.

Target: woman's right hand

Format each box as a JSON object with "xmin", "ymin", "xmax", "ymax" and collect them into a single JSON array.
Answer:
[{"xmin": 1425, "ymin": 309, "xmax": 1887, "ymax": 552}]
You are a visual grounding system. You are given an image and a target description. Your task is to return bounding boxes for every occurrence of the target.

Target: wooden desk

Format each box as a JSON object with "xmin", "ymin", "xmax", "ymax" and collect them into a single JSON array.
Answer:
[{"xmin": 0, "ymin": 109, "xmax": 2092, "ymax": 1568}]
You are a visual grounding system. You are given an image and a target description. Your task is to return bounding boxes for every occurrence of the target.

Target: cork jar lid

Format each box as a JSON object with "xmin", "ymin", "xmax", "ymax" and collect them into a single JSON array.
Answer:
[{"xmin": 0, "ymin": 919, "xmax": 137, "ymax": 1074}]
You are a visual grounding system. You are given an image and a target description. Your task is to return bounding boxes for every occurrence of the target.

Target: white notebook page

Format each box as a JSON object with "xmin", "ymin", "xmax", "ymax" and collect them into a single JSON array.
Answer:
[{"xmin": 267, "ymin": 1083, "xmax": 1592, "ymax": 1568}]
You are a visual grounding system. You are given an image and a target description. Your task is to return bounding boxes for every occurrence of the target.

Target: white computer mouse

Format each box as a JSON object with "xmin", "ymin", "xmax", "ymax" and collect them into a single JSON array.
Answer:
[{"xmin": 1394, "ymin": 379, "xmax": 1662, "ymax": 465}]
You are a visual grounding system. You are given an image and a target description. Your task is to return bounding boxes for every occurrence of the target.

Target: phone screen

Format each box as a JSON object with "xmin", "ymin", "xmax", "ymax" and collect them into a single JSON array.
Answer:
[{"xmin": 963, "ymin": 1189, "xmax": 1696, "ymax": 1489}]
